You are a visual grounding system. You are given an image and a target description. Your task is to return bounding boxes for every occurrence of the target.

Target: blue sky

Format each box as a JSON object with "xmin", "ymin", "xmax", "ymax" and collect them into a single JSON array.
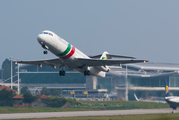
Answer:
[{"xmin": 1, "ymin": 0, "xmax": 179, "ymax": 66}]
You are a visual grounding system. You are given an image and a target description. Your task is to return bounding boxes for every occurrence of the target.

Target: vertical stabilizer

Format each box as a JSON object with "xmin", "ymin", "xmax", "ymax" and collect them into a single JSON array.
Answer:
[
  {"xmin": 100, "ymin": 51, "xmax": 109, "ymax": 60},
  {"xmin": 165, "ymin": 79, "xmax": 172, "ymax": 97},
  {"xmin": 95, "ymin": 51, "xmax": 110, "ymax": 76},
  {"xmin": 134, "ymin": 94, "xmax": 139, "ymax": 101}
]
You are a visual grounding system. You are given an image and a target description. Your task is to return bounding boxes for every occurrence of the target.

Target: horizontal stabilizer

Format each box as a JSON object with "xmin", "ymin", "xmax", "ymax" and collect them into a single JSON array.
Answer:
[{"xmin": 90, "ymin": 53, "xmax": 136, "ymax": 59}]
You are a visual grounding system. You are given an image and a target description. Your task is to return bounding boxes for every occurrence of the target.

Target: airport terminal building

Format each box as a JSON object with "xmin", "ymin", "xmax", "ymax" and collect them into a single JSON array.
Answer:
[{"xmin": 2, "ymin": 62, "xmax": 179, "ymax": 101}]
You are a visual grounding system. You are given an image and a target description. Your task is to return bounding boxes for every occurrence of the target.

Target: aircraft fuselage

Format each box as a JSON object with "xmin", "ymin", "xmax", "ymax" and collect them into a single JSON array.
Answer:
[{"xmin": 37, "ymin": 30, "xmax": 106, "ymax": 77}]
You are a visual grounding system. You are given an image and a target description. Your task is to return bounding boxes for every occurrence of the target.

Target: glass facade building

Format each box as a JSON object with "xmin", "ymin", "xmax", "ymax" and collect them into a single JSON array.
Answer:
[
  {"xmin": 19, "ymin": 65, "xmax": 86, "ymax": 84},
  {"xmin": 14, "ymin": 62, "xmax": 179, "ymax": 100}
]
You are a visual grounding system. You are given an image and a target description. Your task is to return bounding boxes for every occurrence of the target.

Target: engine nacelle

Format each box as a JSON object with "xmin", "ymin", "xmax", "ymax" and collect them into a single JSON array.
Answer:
[
  {"xmin": 96, "ymin": 66, "xmax": 110, "ymax": 72},
  {"xmin": 89, "ymin": 67, "xmax": 106, "ymax": 77}
]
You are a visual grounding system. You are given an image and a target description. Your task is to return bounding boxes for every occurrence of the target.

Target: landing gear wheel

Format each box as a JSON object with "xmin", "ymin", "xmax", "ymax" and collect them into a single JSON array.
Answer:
[
  {"xmin": 59, "ymin": 70, "xmax": 65, "ymax": 76},
  {"xmin": 62, "ymin": 70, "xmax": 65, "ymax": 76},
  {"xmin": 84, "ymin": 70, "xmax": 90, "ymax": 76},
  {"xmin": 43, "ymin": 51, "xmax": 48, "ymax": 54}
]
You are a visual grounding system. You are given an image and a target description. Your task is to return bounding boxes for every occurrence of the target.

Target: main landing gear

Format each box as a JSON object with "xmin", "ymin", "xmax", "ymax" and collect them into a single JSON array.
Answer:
[
  {"xmin": 172, "ymin": 107, "xmax": 177, "ymax": 113},
  {"xmin": 59, "ymin": 70, "xmax": 65, "ymax": 76},
  {"xmin": 59, "ymin": 65, "xmax": 65, "ymax": 76},
  {"xmin": 84, "ymin": 70, "xmax": 90, "ymax": 76}
]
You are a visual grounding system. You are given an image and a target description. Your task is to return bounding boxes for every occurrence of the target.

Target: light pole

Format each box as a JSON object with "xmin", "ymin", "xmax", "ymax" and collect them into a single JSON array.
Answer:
[
  {"xmin": 125, "ymin": 65, "xmax": 128, "ymax": 101},
  {"xmin": 17, "ymin": 58, "xmax": 20, "ymax": 94},
  {"xmin": 10, "ymin": 57, "xmax": 13, "ymax": 89}
]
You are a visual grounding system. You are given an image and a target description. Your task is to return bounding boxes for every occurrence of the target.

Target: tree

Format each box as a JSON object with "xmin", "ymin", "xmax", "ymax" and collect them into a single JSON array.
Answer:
[
  {"xmin": 20, "ymin": 86, "xmax": 30, "ymax": 94},
  {"xmin": 51, "ymin": 89, "xmax": 61, "ymax": 96},
  {"xmin": 1, "ymin": 59, "xmax": 17, "ymax": 80},
  {"xmin": 23, "ymin": 92, "xmax": 36, "ymax": 103},
  {"xmin": 42, "ymin": 98, "xmax": 67, "ymax": 107},
  {"xmin": 0, "ymin": 88, "xmax": 15, "ymax": 106},
  {"xmin": 41, "ymin": 87, "xmax": 50, "ymax": 96},
  {"xmin": 13, "ymin": 86, "xmax": 17, "ymax": 91}
]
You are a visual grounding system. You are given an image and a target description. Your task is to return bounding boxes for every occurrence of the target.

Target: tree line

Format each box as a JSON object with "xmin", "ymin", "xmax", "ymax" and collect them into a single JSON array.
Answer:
[
  {"xmin": 21, "ymin": 86, "xmax": 61, "ymax": 96},
  {"xmin": 0, "ymin": 59, "xmax": 78, "ymax": 107},
  {"xmin": 0, "ymin": 86, "xmax": 78, "ymax": 107}
]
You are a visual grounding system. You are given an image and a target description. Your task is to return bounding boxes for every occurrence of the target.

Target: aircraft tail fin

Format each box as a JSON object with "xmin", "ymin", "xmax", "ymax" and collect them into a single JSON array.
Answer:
[
  {"xmin": 100, "ymin": 51, "xmax": 109, "ymax": 60},
  {"xmin": 97, "ymin": 51, "xmax": 110, "ymax": 73},
  {"xmin": 134, "ymin": 94, "xmax": 139, "ymax": 101},
  {"xmin": 165, "ymin": 79, "xmax": 172, "ymax": 97}
]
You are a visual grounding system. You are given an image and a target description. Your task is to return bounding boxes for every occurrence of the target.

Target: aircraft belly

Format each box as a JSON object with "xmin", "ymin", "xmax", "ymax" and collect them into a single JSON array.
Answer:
[
  {"xmin": 49, "ymin": 42, "xmax": 63, "ymax": 55},
  {"xmin": 49, "ymin": 47, "xmax": 60, "ymax": 55},
  {"xmin": 166, "ymin": 99, "xmax": 179, "ymax": 106}
]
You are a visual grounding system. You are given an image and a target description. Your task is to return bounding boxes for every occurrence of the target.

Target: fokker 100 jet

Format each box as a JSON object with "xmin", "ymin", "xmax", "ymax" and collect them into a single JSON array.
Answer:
[{"xmin": 15, "ymin": 30, "xmax": 148, "ymax": 77}]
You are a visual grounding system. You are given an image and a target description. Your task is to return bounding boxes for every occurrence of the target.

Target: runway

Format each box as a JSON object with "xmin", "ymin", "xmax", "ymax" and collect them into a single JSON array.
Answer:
[{"xmin": 0, "ymin": 108, "xmax": 178, "ymax": 119}]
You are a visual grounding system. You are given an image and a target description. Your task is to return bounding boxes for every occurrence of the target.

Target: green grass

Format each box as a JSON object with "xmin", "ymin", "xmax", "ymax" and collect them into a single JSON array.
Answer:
[
  {"xmin": 74, "ymin": 100, "xmax": 170, "ymax": 110},
  {"xmin": 12, "ymin": 113, "xmax": 179, "ymax": 120},
  {"xmin": 0, "ymin": 101, "xmax": 170, "ymax": 114}
]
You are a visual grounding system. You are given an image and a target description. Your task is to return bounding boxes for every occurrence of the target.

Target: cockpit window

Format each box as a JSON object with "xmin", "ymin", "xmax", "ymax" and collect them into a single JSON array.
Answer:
[
  {"xmin": 41, "ymin": 32, "xmax": 53, "ymax": 36},
  {"xmin": 44, "ymin": 32, "xmax": 49, "ymax": 34},
  {"xmin": 49, "ymin": 33, "xmax": 53, "ymax": 36}
]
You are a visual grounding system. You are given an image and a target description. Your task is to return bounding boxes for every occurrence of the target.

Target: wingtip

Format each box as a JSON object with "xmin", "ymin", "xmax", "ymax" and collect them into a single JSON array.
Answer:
[{"xmin": 144, "ymin": 60, "xmax": 148, "ymax": 63}]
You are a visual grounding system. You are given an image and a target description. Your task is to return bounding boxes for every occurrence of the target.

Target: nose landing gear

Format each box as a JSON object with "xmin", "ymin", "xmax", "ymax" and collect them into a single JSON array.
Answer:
[
  {"xmin": 43, "ymin": 51, "xmax": 48, "ymax": 54},
  {"xmin": 42, "ymin": 44, "xmax": 49, "ymax": 54}
]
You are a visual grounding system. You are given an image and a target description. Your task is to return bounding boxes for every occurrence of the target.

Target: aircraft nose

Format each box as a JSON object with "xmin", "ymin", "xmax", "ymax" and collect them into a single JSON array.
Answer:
[{"xmin": 37, "ymin": 34, "xmax": 45, "ymax": 44}]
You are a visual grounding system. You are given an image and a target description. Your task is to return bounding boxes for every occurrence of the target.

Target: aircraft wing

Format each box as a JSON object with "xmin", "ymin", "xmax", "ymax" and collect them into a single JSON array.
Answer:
[
  {"xmin": 77, "ymin": 58, "xmax": 148, "ymax": 66},
  {"xmin": 14, "ymin": 58, "xmax": 65, "ymax": 67},
  {"xmin": 14, "ymin": 58, "xmax": 148, "ymax": 68}
]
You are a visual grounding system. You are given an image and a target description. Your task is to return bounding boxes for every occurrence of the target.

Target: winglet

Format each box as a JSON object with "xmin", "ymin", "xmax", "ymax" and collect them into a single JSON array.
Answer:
[{"xmin": 165, "ymin": 79, "xmax": 172, "ymax": 97}]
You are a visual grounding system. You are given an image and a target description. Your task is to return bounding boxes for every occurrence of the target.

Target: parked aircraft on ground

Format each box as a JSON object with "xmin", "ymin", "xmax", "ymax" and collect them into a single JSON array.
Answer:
[
  {"xmin": 15, "ymin": 30, "xmax": 147, "ymax": 77},
  {"xmin": 165, "ymin": 79, "xmax": 179, "ymax": 113}
]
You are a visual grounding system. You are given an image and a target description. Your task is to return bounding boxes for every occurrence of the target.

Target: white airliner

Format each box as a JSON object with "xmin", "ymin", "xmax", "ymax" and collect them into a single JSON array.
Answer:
[{"xmin": 15, "ymin": 30, "xmax": 148, "ymax": 77}]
